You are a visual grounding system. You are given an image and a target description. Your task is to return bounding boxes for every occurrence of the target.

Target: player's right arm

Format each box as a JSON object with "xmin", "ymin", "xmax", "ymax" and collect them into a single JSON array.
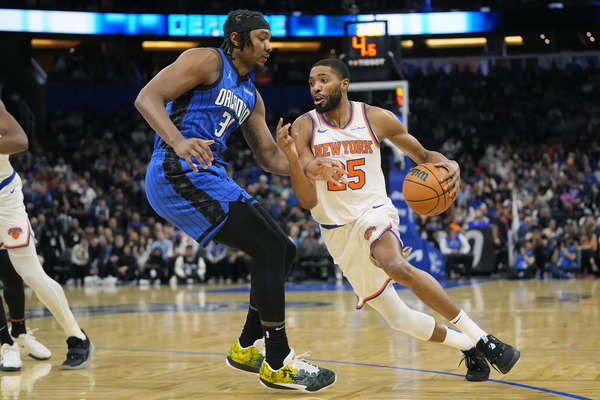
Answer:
[
  {"xmin": 0, "ymin": 100, "xmax": 29, "ymax": 155},
  {"xmin": 135, "ymin": 48, "xmax": 217, "ymax": 171},
  {"xmin": 277, "ymin": 115, "xmax": 318, "ymax": 209},
  {"xmin": 277, "ymin": 115, "xmax": 345, "ymax": 210}
]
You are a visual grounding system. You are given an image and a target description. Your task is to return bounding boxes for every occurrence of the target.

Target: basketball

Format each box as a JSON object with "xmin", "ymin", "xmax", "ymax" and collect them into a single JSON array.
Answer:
[{"xmin": 402, "ymin": 163, "xmax": 455, "ymax": 216}]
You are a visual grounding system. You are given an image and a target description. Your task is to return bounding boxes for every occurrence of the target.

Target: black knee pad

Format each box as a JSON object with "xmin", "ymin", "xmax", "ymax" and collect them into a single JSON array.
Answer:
[{"xmin": 283, "ymin": 238, "xmax": 296, "ymax": 278}]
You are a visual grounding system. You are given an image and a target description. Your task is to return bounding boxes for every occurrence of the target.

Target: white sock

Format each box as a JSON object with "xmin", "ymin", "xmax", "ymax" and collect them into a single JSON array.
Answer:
[
  {"xmin": 442, "ymin": 327, "xmax": 475, "ymax": 351},
  {"xmin": 8, "ymin": 245, "xmax": 86, "ymax": 340},
  {"xmin": 450, "ymin": 309, "xmax": 487, "ymax": 344}
]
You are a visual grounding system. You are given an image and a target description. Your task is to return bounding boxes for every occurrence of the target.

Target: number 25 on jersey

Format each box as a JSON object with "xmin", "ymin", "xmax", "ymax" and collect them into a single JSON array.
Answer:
[{"xmin": 328, "ymin": 158, "xmax": 366, "ymax": 191}]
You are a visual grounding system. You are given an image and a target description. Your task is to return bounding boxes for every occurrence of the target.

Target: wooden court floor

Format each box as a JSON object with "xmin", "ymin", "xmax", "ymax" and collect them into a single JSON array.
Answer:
[{"xmin": 1, "ymin": 279, "xmax": 599, "ymax": 399}]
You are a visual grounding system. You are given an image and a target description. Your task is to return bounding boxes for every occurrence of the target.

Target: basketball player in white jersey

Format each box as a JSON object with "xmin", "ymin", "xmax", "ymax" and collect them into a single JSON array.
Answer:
[
  {"xmin": 277, "ymin": 59, "xmax": 520, "ymax": 381},
  {"xmin": 0, "ymin": 99, "xmax": 93, "ymax": 369}
]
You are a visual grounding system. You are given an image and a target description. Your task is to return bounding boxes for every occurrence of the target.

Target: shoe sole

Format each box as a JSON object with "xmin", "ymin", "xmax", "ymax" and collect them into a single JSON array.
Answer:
[
  {"xmin": 498, "ymin": 348, "xmax": 520, "ymax": 374},
  {"xmin": 0, "ymin": 365, "xmax": 21, "ymax": 372},
  {"xmin": 225, "ymin": 356, "xmax": 260, "ymax": 374},
  {"xmin": 28, "ymin": 353, "xmax": 51, "ymax": 361},
  {"xmin": 60, "ymin": 342, "xmax": 95, "ymax": 370},
  {"xmin": 259, "ymin": 374, "xmax": 337, "ymax": 393},
  {"xmin": 466, "ymin": 373, "xmax": 490, "ymax": 382}
]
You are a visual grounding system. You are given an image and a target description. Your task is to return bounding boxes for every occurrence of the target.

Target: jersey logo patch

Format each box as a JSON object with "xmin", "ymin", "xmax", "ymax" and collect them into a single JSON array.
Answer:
[
  {"xmin": 364, "ymin": 226, "xmax": 376, "ymax": 240},
  {"xmin": 8, "ymin": 227, "xmax": 22, "ymax": 240}
]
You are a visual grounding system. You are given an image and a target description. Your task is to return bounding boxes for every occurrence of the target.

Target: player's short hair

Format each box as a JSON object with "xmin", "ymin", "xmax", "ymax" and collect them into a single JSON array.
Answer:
[
  {"xmin": 312, "ymin": 58, "xmax": 351, "ymax": 81},
  {"xmin": 220, "ymin": 10, "xmax": 269, "ymax": 55}
]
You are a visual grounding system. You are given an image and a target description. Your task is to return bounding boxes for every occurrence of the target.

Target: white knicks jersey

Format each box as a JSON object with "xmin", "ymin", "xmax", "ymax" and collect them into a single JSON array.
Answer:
[
  {"xmin": 0, "ymin": 155, "xmax": 12, "ymax": 181},
  {"xmin": 307, "ymin": 101, "xmax": 388, "ymax": 225}
]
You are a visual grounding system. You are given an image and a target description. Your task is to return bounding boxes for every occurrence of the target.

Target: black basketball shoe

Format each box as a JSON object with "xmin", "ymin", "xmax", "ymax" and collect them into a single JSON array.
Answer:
[
  {"xmin": 61, "ymin": 331, "xmax": 94, "ymax": 370},
  {"xmin": 476, "ymin": 335, "xmax": 520, "ymax": 374},
  {"xmin": 461, "ymin": 347, "xmax": 490, "ymax": 381}
]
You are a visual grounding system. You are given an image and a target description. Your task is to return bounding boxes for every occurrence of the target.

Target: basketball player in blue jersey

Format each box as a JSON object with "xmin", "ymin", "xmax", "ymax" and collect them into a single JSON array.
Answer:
[
  {"xmin": 135, "ymin": 10, "xmax": 339, "ymax": 392},
  {"xmin": 277, "ymin": 58, "xmax": 520, "ymax": 382}
]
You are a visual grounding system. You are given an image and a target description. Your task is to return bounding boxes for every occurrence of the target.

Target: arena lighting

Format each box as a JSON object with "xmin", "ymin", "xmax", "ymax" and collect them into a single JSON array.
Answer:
[
  {"xmin": 0, "ymin": 9, "xmax": 500, "ymax": 37},
  {"xmin": 540, "ymin": 34, "xmax": 546, "ymax": 39},
  {"xmin": 401, "ymin": 40, "xmax": 414, "ymax": 48},
  {"xmin": 586, "ymin": 32, "xmax": 592, "ymax": 37},
  {"xmin": 31, "ymin": 38, "xmax": 80, "ymax": 48},
  {"xmin": 270, "ymin": 41, "xmax": 321, "ymax": 51},
  {"xmin": 504, "ymin": 36, "xmax": 523, "ymax": 45},
  {"xmin": 142, "ymin": 41, "xmax": 198, "ymax": 50},
  {"xmin": 425, "ymin": 37, "xmax": 486, "ymax": 48},
  {"xmin": 545, "ymin": 39, "xmax": 551, "ymax": 44}
]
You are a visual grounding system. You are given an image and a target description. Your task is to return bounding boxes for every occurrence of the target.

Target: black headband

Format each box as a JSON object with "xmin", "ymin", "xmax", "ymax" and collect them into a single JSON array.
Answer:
[{"xmin": 223, "ymin": 13, "xmax": 270, "ymax": 36}]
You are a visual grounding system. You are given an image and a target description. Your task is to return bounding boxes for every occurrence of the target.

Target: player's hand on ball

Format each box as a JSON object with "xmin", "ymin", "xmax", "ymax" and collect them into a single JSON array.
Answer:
[
  {"xmin": 174, "ymin": 137, "xmax": 214, "ymax": 171},
  {"xmin": 434, "ymin": 160, "xmax": 461, "ymax": 200},
  {"xmin": 275, "ymin": 117, "xmax": 296, "ymax": 158},
  {"xmin": 306, "ymin": 158, "xmax": 347, "ymax": 184}
]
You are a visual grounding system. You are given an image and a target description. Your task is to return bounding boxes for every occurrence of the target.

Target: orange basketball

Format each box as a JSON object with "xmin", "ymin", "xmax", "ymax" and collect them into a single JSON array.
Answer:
[{"xmin": 402, "ymin": 163, "xmax": 455, "ymax": 216}]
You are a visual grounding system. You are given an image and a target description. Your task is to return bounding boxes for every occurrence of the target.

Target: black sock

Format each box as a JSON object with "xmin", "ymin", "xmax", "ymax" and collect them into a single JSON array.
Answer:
[
  {"xmin": 239, "ymin": 307, "xmax": 262, "ymax": 348},
  {"xmin": 263, "ymin": 324, "xmax": 290, "ymax": 370},
  {"xmin": 0, "ymin": 325, "xmax": 13, "ymax": 345},
  {"xmin": 10, "ymin": 319, "xmax": 26, "ymax": 338}
]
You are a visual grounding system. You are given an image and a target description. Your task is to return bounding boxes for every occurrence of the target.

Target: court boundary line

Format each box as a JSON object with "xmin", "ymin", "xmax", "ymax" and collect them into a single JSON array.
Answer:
[{"xmin": 47, "ymin": 346, "xmax": 591, "ymax": 400}]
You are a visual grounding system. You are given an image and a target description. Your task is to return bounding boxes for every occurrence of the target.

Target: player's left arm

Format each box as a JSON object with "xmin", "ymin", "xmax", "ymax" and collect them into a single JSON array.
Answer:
[
  {"xmin": 241, "ymin": 91, "xmax": 291, "ymax": 175},
  {"xmin": 0, "ymin": 100, "xmax": 29, "ymax": 155},
  {"xmin": 366, "ymin": 104, "xmax": 460, "ymax": 199}
]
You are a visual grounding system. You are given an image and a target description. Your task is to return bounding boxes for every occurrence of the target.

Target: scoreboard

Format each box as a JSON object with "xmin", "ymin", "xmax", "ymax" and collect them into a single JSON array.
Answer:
[{"xmin": 344, "ymin": 21, "xmax": 388, "ymax": 68}]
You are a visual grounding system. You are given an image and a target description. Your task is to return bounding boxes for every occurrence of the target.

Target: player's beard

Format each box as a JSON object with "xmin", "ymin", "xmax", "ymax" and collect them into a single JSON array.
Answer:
[{"xmin": 315, "ymin": 86, "xmax": 342, "ymax": 113}]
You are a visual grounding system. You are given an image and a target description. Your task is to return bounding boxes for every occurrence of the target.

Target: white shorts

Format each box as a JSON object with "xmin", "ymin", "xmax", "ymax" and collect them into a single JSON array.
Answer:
[
  {"xmin": 0, "ymin": 173, "xmax": 32, "ymax": 249},
  {"xmin": 320, "ymin": 198, "xmax": 408, "ymax": 309}
]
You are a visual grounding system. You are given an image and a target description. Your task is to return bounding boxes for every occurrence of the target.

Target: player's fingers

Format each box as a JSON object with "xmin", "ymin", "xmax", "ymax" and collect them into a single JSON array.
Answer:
[
  {"xmin": 195, "ymin": 142, "xmax": 214, "ymax": 162},
  {"xmin": 184, "ymin": 155, "xmax": 199, "ymax": 172},
  {"xmin": 191, "ymin": 150, "xmax": 208, "ymax": 169},
  {"xmin": 276, "ymin": 118, "xmax": 283, "ymax": 131}
]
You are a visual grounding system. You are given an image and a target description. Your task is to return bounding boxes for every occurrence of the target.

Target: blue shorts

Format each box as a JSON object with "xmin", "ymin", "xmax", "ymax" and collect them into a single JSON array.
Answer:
[{"xmin": 145, "ymin": 149, "xmax": 255, "ymax": 245}]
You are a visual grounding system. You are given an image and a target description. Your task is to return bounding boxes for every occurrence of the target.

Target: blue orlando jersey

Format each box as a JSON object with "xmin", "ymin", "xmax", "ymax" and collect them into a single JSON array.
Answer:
[{"xmin": 155, "ymin": 48, "xmax": 257, "ymax": 164}]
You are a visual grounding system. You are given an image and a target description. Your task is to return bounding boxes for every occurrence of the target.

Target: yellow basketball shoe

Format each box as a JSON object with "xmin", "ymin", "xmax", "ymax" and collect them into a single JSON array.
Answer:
[
  {"xmin": 259, "ymin": 348, "xmax": 336, "ymax": 392},
  {"xmin": 225, "ymin": 338, "xmax": 265, "ymax": 374}
]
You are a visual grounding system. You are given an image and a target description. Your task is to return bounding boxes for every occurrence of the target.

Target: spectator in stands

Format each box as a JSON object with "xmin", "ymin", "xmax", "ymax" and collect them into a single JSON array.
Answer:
[
  {"xmin": 548, "ymin": 237, "xmax": 580, "ymax": 279},
  {"xmin": 174, "ymin": 245, "xmax": 205, "ymax": 284},
  {"xmin": 439, "ymin": 223, "xmax": 473, "ymax": 279},
  {"xmin": 70, "ymin": 237, "xmax": 90, "ymax": 286},
  {"xmin": 579, "ymin": 226, "xmax": 599, "ymax": 277},
  {"xmin": 142, "ymin": 247, "xmax": 168, "ymax": 285},
  {"xmin": 510, "ymin": 239, "xmax": 535, "ymax": 279},
  {"xmin": 205, "ymin": 241, "xmax": 228, "ymax": 283}
]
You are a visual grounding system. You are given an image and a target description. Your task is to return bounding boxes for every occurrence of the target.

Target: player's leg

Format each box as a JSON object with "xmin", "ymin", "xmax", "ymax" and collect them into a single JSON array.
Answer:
[
  {"xmin": 367, "ymin": 285, "xmax": 489, "ymax": 381},
  {"xmin": 371, "ymin": 232, "xmax": 520, "ymax": 374},
  {"xmin": 0, "ymin": 251, "xmax": 51, "ymax": 360},
  {"xmin": 215, "ymin": 201, "xmax": 335, "ymax": 392},
  {"xmin": 0, "ymin": 298, "xmax": 21, "ymax": 371},
  {"xmin": 7, "ymin": 244, "xmax": 93, "ymax": 369}
]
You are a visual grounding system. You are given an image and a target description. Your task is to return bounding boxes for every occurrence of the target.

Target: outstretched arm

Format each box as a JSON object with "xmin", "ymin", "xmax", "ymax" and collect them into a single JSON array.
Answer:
[
  {"xmin": 366, "ymin": 105, "xmax": 461, "ymax": 199},
  {"xmin": 276, "ymin": 115, "xmax": 344, "ymax": 209},
  {"xmin": 241, "ymin": 92, "xmax": 291, "ymax": 175},
  {"xmin": 135, "ymin": 48, "xmax": 218, "ymax": 171},
  {"xmin": 0, "ymin": 100, "xmax": 28, "ymax": 155}
]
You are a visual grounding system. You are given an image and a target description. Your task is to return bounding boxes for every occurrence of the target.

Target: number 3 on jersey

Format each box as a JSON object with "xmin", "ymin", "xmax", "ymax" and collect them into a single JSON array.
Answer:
[
  {"xmin": 215, "ymin": 111, "xmax": 235, "ymax": 137},
  {"xmin": 328, "ymin": 158, "xmax": 366, "ymax": 191}
]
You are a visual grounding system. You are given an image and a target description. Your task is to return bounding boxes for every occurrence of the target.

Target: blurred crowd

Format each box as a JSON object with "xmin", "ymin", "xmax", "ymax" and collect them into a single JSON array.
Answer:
[
  {"xmin": 4, "ymin": 56, "xmax": 599, "ymax": 287},
  {"xmin": 409, "ymin": 58, "xmax": 600, "ymax": 279}
]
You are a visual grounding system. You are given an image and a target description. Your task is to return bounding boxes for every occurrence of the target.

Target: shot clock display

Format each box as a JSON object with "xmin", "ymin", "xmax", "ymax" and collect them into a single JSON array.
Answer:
[{"xmin": 344, "ymin": 21, "xmax": 388, "ymax": 68}]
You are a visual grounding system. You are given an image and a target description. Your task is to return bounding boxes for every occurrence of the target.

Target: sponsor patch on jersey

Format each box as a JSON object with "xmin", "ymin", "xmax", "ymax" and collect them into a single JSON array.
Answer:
[
  {"xmin": 364, "ymin": 226, "xmax": 376, "ymax": 240},
  {"xmin": 8, "ymin": 227, "xmax": 22, "ymax": 240}
]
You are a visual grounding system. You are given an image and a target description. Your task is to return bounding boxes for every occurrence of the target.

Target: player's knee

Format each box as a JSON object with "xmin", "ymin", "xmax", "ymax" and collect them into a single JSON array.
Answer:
[
  {"xmin": 382, "ymin": 258, "xmax": 415, "ymax": 285},
  {"xmin": 284, "ymin": 238, "xmax": 296, "ymax": 276}
]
